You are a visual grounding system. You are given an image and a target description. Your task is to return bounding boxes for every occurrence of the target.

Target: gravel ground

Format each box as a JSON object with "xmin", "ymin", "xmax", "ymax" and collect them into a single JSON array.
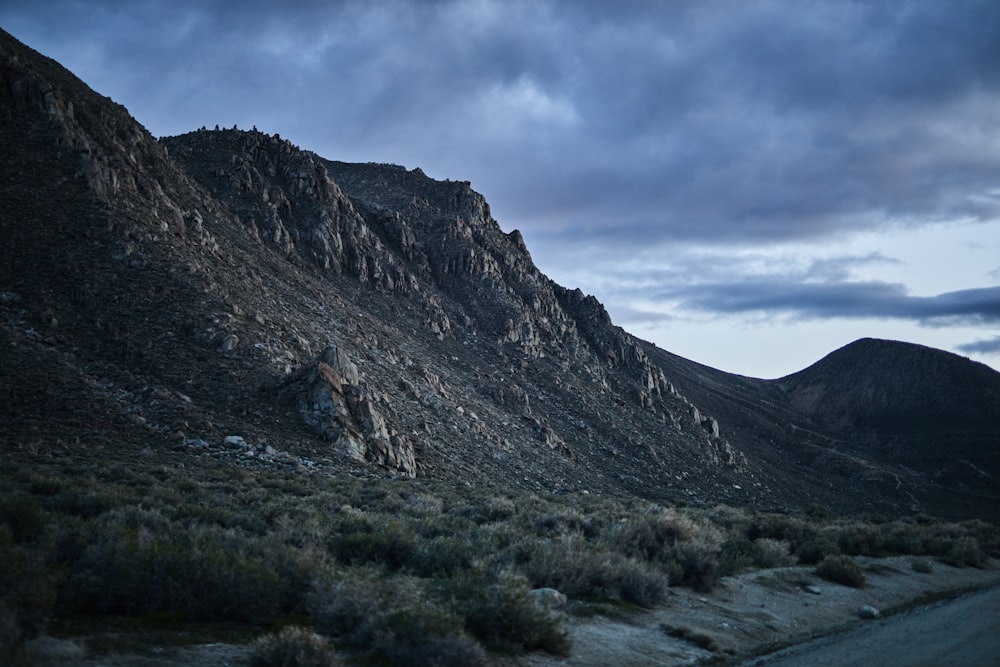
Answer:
[
  {"xmin": 736, "ymin": 586, "xmax": 1000, "ymax": 667},
  {"xmin": 524, "ymin": 556, "xmax": 1000, "ymax": 667}
]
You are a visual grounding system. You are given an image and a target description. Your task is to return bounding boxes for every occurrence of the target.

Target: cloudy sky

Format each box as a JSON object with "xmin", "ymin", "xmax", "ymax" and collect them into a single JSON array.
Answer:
[{"xmin": 4, "ymin": 0, "xmax": 1000, "ymax": 378}]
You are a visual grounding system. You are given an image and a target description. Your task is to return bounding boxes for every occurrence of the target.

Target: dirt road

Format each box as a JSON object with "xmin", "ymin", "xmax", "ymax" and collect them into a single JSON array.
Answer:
[
  {"xmin": 525, "ymin": 557, "xmax": 1000, "ymax": 667},
  {"xmin": 739, "ymin": 586, "xmax": 1000, "ymax": 667}
]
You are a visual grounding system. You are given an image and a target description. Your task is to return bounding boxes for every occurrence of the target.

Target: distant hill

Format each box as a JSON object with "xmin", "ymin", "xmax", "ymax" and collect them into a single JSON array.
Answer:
[
  {"xmin": 778, "ymin": 337, "xmax": 1000, "ymax": 434},
  {"xmin": 776, "ymin": 338, "xmax": 1000, "ymax": 509},
  {"xmin": 2, "ymin": 27, "xmax": 997, "ymax": 519},
  {"xmin": 644, "ymin": 338, "xmax": 1000, "ymax": 518}
]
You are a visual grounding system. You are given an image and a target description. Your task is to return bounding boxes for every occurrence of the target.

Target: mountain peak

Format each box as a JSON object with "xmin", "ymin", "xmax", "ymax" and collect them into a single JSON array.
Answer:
[{"xmin": 780, "ymin": 337, "xmax": 1000, "ymax": 432}]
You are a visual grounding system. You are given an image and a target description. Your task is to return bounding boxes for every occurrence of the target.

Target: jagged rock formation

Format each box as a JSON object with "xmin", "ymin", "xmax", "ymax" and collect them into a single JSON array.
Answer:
[
  {"xmin": 2, "ymin": 28, "xmax": 998, "ymax": 518},
  {"xmin": 1, "ymin": 28, "xmax": 753, "ymax": 509},
  {"xmin": 157, "ymin": 125, "xmax": 756, "ymax": 501},
  {"xmin": 282, "ymin": 345, "xmax": 417, "ymax": 477}
]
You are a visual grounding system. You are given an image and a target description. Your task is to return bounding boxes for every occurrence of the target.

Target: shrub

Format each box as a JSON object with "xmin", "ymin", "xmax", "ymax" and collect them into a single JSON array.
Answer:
[
  {"xmin": 0, "ymin": 494, "xmax": 47, "ymax": 544},
  {"xmin": 0, "ymin": 530, "xmax": 56, "ymax": 665},
  {"xmin": 804, "ymin": 503, "xmax": 833, "ymax": 520},
  {"xmin": 448, "ymin": 570, "xmax": 570, "ymax": 656},
  {"xmin": 533, "ymin": 510, "xmax": 595, "ymax": 537},
  {"xmin": 372, "ymin": 604, "xmax": 485, "ymax": 667},
  {"xmin": 616, "ymin": 508, "xmax": 699, "ymax": 561},
  {"xmin": 407, "ymin": 535, "xmax": 479, "ymax": 577},
  {"xmin": 969, "ymin": 521, "xmax": 1000, "ymax": 558},
  {"xmin": 910, "ymin": 558, "xmax": 934, "ymax": 574},
  {"xmin": 939, "ymin": 537, "xmax": 985, "ymax": 568},
  {"xmin": 614, "ymin": 559, "xmax": 672, "ymax": 608},
  {"xmin": 753, "ymin": 538, "xmax": 795, "ymax": 568},
  {"xmin": 719, "ymin": 537, "xmax": 757, "ymax": 576},
  {"xmin": 328, "ymin": 518, "xmax": 418, "ymax": 569},
  {"xmin": 250, "ymin": 626, "xmax": 343, "ymax": 667},
  {"xmin": 0, "ymin": 599, "xmax": 26, "ymax": 667},
  {"xmin": 746, "ymin": 515, "xmax": 816, "ymax": 551},
  {"xmin": 59, "ymin": 508, "xmax": 311, "ymax": 619},
  {"xmin": 706, "ymin": 504, "xmax": 751, "ymax": 529},
  {"xmin": 815, "ymin": 555, "xmax": 866, "ymax": 588},
  {"xmin": 514, "ymin": 535, "xmax": 669, "ymax": 607},
  {"xmin": 794, "ymin": 536, "xmax": 841, "ymax": 565},
  {"xmin": 452, "ymin": 496, "xmax": 516, "ymax": 525},
  {"xmin": 836, "ymin": 524, "xmax": 886, "ymax": 557},
  {"xmin": 612, "ymin": 509, "xmax": 722, "ymax": 592},
  {"xmin": 673, "ymin": 535, "xmax": 722, "ymax": 592},
  {"xmin": 25, "ymin": 473, "xmax": 63, "ymax": 497},
  {"xmin": 403, "ymin": 493, "xmax": 444, "ymax": 517},
  {"xmin": 309, "ymin": 575, "xmax": 385, "ymax": 647}
]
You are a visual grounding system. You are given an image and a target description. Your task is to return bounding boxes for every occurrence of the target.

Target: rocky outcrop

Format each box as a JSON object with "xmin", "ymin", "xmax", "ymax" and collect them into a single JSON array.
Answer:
[
  {"xmin": 159, "ymin": 129, "xmax": 749, "ymax": 482},
  {"xmin": 163, "ymin": 130, "xmax": 415, "ymax": 289},
  {"xmin": 283, "ymin": 346, "xmax": 416, "ymax": 477},
  {"xmin": 0, "ymin": 34, "xmax": 222, "ymax": 256}
]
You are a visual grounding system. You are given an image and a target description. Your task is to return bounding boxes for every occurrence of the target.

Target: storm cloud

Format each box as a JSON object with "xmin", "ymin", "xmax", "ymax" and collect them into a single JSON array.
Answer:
[
  {"xmin": 2, "ymin": 0, "xmax": 999, "ymax": 375},
  {"xmin": 5, "ymin": 0, "xmax": 1000, "ymax": 243}
]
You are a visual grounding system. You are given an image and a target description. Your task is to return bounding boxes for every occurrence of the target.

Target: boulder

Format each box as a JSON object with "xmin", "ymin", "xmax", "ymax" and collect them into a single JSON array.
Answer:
[
  {"xmin": 530, "ymin": 588, "xmax": 568, "ymax": 608},
  {"xmin": 857, "ymin": 605, "xmax": 881, "ymax": 619},
  {"xmin": 283, "ymin": 345, "xmax": 417, "ymax": 477}
]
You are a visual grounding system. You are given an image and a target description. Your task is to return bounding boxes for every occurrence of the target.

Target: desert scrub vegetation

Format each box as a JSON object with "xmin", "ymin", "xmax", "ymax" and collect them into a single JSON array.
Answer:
[
  {"xmin": 250, "ymin": 625, "xmax": 344, "ymax": 667},
  {"xmin": 815, "ymin": 554, "xmax": 867, "ymax": 588},
  {"xmin": 2, "ymin": 451, "xmax": 999, "ymax": 662}
]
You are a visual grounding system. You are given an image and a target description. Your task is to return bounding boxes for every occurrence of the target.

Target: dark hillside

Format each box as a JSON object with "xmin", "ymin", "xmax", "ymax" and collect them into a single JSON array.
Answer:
[
  {"xmin": 778, "ymin": 337, "xmax": 1000, "ymax": 434},
  {"xmin": 775, "ymin": 338, "xmax": 1000, "ymax": 511},
  {"xmin": 645, "ymin": 338, "xmax": 1000, "ymax": 519},
  {"xmin": 2, "ymin": 27, "xmax": 997, "ymax": 519},
  {"xmin": 2, "ymin": 27, "xmax": 759, "ymax": 511}
]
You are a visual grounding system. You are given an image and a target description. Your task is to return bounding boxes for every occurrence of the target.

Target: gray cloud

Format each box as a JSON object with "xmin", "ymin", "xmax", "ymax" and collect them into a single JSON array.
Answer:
[
  {"xmin": 956, "ymin": 336, "xmax": 1000, "ymax": 356},
  {"xmin": 4, "ymin": 0, "xmax": 1000, "ymax": 374},
  {"xmin": 4, "ymin": 0, "xmax": 999, "ymax": 249},
  {"xmin": 657, "ymin": 282, "xmax": 1000, "ymax": 325}
]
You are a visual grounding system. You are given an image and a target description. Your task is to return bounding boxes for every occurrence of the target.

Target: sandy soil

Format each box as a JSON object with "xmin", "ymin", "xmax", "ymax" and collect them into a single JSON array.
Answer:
[
  {"xmin": 733, "ymin": 586, "xmax": 1000, "ymax": 667},
  {"xmin": 523, "ymin": 556, "xmax": 1000, "ymax": 667},
  {"xmin": 23, "ymin": 557, "xmax": 1000, "ymax": 666}
]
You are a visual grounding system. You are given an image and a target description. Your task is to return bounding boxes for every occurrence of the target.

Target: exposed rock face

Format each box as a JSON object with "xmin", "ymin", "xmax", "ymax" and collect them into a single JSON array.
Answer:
[
  {"xmin": 284, "ymin": 346, "xmax": 416, "ymax": 477},
  {"xmin": 159, "ymin": 123, "xmax": 752, "ymax": 492},
  {"xmin": 3, "ymin": 28, "xmax": 999, "ymax": 518}
]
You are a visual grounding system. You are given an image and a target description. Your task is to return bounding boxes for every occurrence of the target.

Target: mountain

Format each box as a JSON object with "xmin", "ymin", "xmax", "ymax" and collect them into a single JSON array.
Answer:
[
  {"xmin": 2, "ymin": 28, "xmax": 998, "ymax": 519},
  {"xmin": 776, "ymin": 338, "xmax": 1000, "ymax": 501},
  {"xmin": 644, "ymin": 339, "xmax": 1000, "ymax": 518}
]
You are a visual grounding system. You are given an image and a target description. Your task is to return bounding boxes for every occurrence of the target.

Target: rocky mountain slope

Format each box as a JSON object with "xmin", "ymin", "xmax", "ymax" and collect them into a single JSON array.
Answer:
[{"xmin": 2, "ymin": 28, "xmax": 997, "ymax": 519}]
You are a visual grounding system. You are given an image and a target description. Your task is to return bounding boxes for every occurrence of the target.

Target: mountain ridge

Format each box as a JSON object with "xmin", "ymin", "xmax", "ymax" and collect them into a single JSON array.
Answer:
[{"xmin": 2, "ymin": 27, "xmax": 998, "ymax": 519}]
